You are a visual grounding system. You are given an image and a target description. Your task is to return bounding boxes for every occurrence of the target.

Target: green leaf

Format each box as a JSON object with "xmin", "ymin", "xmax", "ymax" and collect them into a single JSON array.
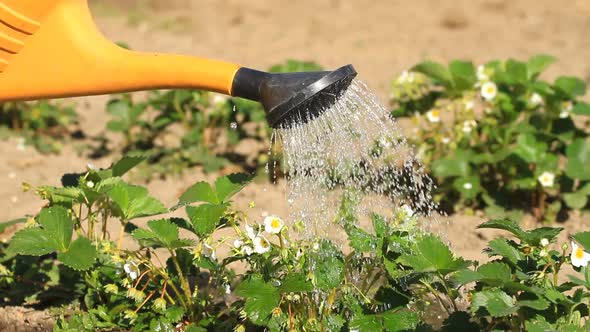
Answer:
[
  {"xmin": 486, "ymin": 238, "xmax": 522, "ymax": 264},
  {"xmin": 214, "ymin": 173, "xmax": 253, "ymax": 202},
  {"xmin": 7, "ymin": 227, "xmax": 56, "ymax": 256},
  {"xmin": 147, "ymin": 219, "xmax": 179, "ymax": 247},
  {"xmin": 57, "ymin": 237, "xmax": 97, "ymax": 270},
  {"xmin": 132, "ymin": 228, "xmax": 157, "ymax": 241},
  {"xmin": 372, "ymin": 214, "xmax": 387, "ymax": 237},
  {"xmin": 470, "ymin": 288, "xmax": 517, "ymax": 317},
  {"xmin": 454, "ymin": 270, "xmax": 483, "ymax": 285},
  {"xmin": 412, "ymin": 61, "xmax": 452, "ymax": 87},
  {"xmin": 111, "ymin": 153, "xmax": 147, "ymax": 177},
  {"xmin": 505, "ymin": 59, "xmax": 528, "ymax": 84},
  {"xmin": 347, "ymin": 226, "xmax": 378, "ymax": 252},
  {"xmin": 478, "ymin": 262, "xmax": 512, "ymax": 282},
  {"xmin": 572, "ymin": 101, "xmax": 590, "ymax": 116},
  {"xmin": 186, "ymin": 204, "xmax": 228, "ymax": 238},
  {"xmin": 314, "ymin": 255, "xmax": 345, "ymax": 290},
  {"xmin": 555, "ymin": 76, "xmax": 587, "ymax": 97},
  {"xmin": 564, "ymin": 192, "xmax": 588, "ymax": 209},
  {"xmin": 178, "ymin": 182, "xmax": 219, "ymax": 205},
  {"xmin": 349, "ymin": 314, "xmax": 383, "ymax": 332},
  {"xmin": 518, "ymin": 297, "xmax": 549, "ymax": 310},
  {"xmin": 106, "ymin": 99, "xmax": 129, "ymax": 119},
  {"xmin": 527, "ymin": 54, "xmax": 556, "ymax": 80},
  {"xmin": 513, "ymin": 133, "xmax": 547, "ymax": 163},
  {"xmin": 107, "ymin": 184, "xmax": 129, "ymax": 214},
  {"xmin": 399, "ymin": 234, "xmax": 468, "ymax": 274},
  {"xmin": 106, "ymin": 120, "xmax": 126, "ymax": 132},
  {"xmin": 126, "ymin": 186, "xmax": 167, "ymax": 219},
  {"xmin": 455, "ymin": 262, "xmax": 512, "ymax": 286},
  {"xmin": 566, "ymin": 138, "xmax": 590, "ymax": 180},
  {"xmin": 279, "ymin": 273, "xmax": 314, "ymax": 293},
  {"xmin": 525, "ymin": 316, "xmax": 556, "ymax": 332},
  {"xmin": 108, "ymin": 184, "xmax": 166, "ymax": 220},
  {"xmin": 432, "ymin": 150, "xmax": 471, "ymax": 177},
  {"xmin": 38, "ymin": 206, "xmax": 73, "ymax": 251},
  {"xmin": 572, "ymin": 231, "xmax": 590, "ymax": 250},
  {"xmin": 453, "ymin": 176, "xmax": 480, "ymax": 199},
  {"xmin": 235, "ymin": 277, "xmax": 280, "ymax": 326},
  {"xmin": 381, "ymin": 310, "xmax": 419, "ymax": 332},
  {"xmin": 478, "ymin": 219, "xmax": 527, "ymax": 241},
  {"xmin": 449, "ymin": 60, "xmax": 476, "ymax": 91},
  {"xmin": 526, "ymin": 227, "xmax": 562, "ymax": 246}
]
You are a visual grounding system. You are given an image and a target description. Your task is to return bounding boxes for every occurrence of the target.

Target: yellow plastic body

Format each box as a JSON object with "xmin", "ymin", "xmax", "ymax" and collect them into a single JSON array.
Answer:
[{"xmin": 0, "ymin": 0, "xmax": 241, "ymax": 102}]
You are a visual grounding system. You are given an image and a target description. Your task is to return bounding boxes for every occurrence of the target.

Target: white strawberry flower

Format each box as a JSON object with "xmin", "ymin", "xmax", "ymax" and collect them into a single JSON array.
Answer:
[
  {"xmin": 476, "ymin": 65, "xmax": 489, "ymax": 82},
  {"xmin": 401, "ymin": 204, "xmax": 415, "ymax": 219},
  {"xmin": 529, "ymin": 93, "xmax": 543, "ymax": 106},
  {"xmin": 463, "ymin": 182, "xmax": 473, "ymax": 190},
  {"xmin": 245, "ymin": 223, "xmax": 257, "ymax": 240},
  {"xmin": 539, "ymin": 249, "xmax": 548, "ymax": 257},
  {"xmin": 481, "ymin": 81, "xmax": 498, "ymax": 101},
  {"xmin": 397, "ymin": 71, "xmax": 415, "ymax": 84},
  {"xmin": 233, "ymin": 239, "xmax": 244, "ymax": 248},
  {"xmin": 202, "ymin": 243, "xmax": 217, "ymax": 260},
  {"xmin": 537, "ymin": 171, "xmax": 555, "ymax": 188},
  {"xmin": 426, "ymin": 110, "xmax": 441, "ymax": 123},
  {"xmin": 571, "ymin": 241, "xmax": 590, "ymax": 267},
  {"xmin": 212, "ymin": 94, "xmax": 228, "ymax": 105},
  {"xmin": 540, "ymin": 238, "xmax": 550, "ymax": 247},
  {"xmin": 560, "ymin": 101, "xmax": 573, "ymax": 118},
  {"xmin": 441, "ymin": 137, "xmax": 451, "ymax": 144},
  {"xmin": 253, "ymin": 236, "xmax": 271, "ymax": 254},
  {"xmin": 462, "ymin": 120, "xmax": 477, "ymax": 134},
  {"xmin": 86, "ymin": 180, "xmax": 95, "ymax": 189},
  {"xmin": 241, "ymin": 245, "xmax": 254, "ymax": 256},
  {"xmin": 464, "ymin": 100, "xmax": 475, "ymax": 111},
  {"xmin": 264, "ymin": 216, "xmax": 284, "ymax": 234},
  {"xmin": 123, "ymin": 260, "xmax": 140, "ymax": 280}
]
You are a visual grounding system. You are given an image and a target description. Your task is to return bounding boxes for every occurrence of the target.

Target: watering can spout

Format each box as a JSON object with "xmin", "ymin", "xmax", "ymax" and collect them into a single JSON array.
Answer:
[{"xmin": 0, "ymin": 0, "xmax": 357, "ymax": 128}]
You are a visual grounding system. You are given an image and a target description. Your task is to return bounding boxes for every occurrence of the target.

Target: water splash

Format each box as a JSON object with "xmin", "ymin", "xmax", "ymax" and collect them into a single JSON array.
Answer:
[{"xmin": 274, "ymin": 79, "xmax": 440, "ymax": 238}]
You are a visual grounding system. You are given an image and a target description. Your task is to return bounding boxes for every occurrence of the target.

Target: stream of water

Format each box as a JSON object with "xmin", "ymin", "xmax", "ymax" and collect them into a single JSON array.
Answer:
[{"xmin": 273, "ymin": 79, "xmax": 440, "ymax": 238}]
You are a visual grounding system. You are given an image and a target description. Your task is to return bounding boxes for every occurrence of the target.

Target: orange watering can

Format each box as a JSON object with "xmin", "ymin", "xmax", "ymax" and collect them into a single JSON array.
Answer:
[{"xmin": 0, "ymin": 0, "xmax": 356, "ymax": 128}]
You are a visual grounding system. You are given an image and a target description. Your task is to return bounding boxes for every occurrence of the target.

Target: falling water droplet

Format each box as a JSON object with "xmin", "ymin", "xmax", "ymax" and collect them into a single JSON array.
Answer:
[{"xmin": 274, "ymin": 79, "xmax": 440, "ymax": 240}]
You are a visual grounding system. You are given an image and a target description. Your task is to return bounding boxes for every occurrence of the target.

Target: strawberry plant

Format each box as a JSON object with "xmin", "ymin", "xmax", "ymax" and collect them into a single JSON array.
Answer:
[
  {"xmin": 4, "ymin": 155, "xmax": 590, "ymax": 330},
  {"xmin": 390, "ymin": 55, "xmax": 590, "ymax": 222},
  {"xmin": 0, "ymin": 100, "xmax": 79, "ymax": 153}
]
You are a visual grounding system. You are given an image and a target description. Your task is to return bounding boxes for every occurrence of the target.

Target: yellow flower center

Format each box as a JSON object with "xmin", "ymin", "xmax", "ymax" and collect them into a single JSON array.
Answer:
[
  {"xmin": 431, "ymin": 111, "xmax": 439, "ymax": 117},
  {"xmin": 271, "ymin": 219, "xmax": 281, "ymax": 229},
  {"xmin": 486, "ymin": 86, "xmax": 495, "ymax": 94},
  {"xmin": 576, "ymin": 247, "xmax": 585, "ymax": 259},
  {"xmin": 260, "ymin": 239, "xmax": 269, "ymax": 248}
]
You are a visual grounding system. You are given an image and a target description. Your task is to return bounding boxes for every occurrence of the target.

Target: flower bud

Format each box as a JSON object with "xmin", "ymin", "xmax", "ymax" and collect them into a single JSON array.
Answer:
[
  {"xmin": 104, "ymin": 283, "xmax": 119, "ymax": 294},
  {"xmin": 153, "ymin": 297, "xmax": 167, "ymax": 311}
]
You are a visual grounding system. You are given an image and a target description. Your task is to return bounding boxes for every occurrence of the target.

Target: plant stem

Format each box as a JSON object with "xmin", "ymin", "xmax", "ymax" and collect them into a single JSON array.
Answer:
[
  {"xmin": 117, "ymin": 220, "xmax": 127, "ymax": 250},
  {"xmin": 170, "ymin": 250, "xmax": 193, "ymax": 307},
  {"xmin": 438, "ymin": 274, "xmax": 459, "ymax": 312},
  {"xmin": 420, "ymin": 280, "xmax": 452, "ymax": 316},
  {"xmin": 134, "ymin": 290, "xmax": 156, "ymax": 313}
]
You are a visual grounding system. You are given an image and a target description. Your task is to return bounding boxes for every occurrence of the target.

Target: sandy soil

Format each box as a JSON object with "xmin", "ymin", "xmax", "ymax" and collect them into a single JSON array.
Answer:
[{"xmin": 1, "ymin": 0, "xmax": 590, "ymax": 327}]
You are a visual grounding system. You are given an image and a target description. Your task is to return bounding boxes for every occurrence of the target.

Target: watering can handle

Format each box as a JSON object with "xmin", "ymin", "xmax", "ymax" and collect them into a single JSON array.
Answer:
[{"xmin": 0, "ymin": 0, "xmax": 241, "ymax": 101}]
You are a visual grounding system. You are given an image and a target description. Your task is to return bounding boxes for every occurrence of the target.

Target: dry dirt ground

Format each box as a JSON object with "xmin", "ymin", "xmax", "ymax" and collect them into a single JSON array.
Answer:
[{"xmin": 1, "ymin": 0, "xmax": 590, "ymax": 329}]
